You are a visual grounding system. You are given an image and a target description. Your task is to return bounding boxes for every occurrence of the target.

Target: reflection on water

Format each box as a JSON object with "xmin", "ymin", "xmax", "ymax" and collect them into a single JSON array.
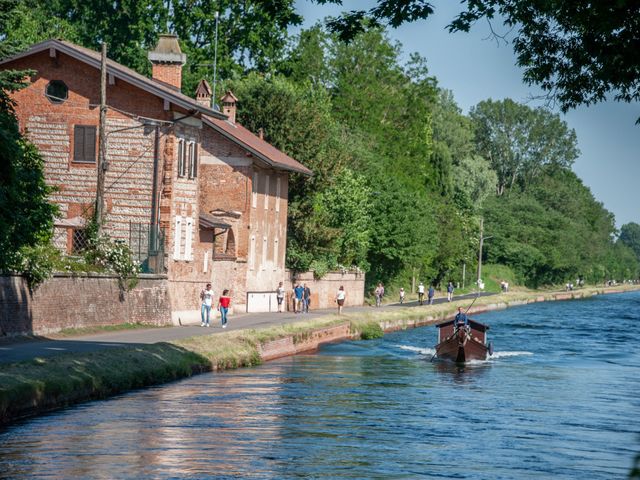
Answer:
[{"xmin": 1, "ymin": 291, "xmax": 639, "ymax": 479}]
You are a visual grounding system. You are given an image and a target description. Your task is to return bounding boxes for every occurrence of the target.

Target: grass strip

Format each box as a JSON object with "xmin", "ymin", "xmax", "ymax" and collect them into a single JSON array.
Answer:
[{"xmin": 52, "ymin": 322, "xmax": 168, "ymax": 338}]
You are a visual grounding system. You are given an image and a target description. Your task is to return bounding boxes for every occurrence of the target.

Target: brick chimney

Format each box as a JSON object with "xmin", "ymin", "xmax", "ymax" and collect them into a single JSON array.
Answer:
[
  {"xmin": 195, "ymin": 79, "xmax": 212, "ymax": 107},
  {"xmin": 148, "ymin": 34, "xmax": 186, "ymax": 91},
  {"xmin": 220, "ymin": 90, "xmax": 238, "ymax": 124}
]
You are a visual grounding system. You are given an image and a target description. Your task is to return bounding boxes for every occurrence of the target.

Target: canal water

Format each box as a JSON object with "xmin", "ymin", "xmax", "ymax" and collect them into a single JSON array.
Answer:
[{"xmin": 1, "ymin": 291, "xmax": 639, "ymax": 479}]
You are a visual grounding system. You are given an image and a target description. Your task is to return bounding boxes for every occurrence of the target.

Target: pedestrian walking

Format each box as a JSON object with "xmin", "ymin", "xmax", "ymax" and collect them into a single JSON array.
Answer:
[
  {"xmin": 428, "ymin": 285, "xmax": 435, "ymax": 305},
  {"xmin": 294, "ymin": 283, "xmax": 304, "ymax": 313},
  {"xmin": 447, "ymin": 281, "xmax": 454, "ymax": 302},
  {"xmin": 417, "ymin": 282, "xmax": 425, "ymax": 305},
  {"xmin": 276, "ymin": 281, "xmax": 285, "ymax": 312},
  {"xmin": 336, "ymin": 285, "xmax": 346, "ymax": 314},
  {"xmin": 217, "ymin": 289, "xmax": 231, "ymax": 328},
  {"xmin": 374, "ymin": 282, "xmax": 384, "ymax": 307},
  {"xmin": 399, "ymin": 287, "xmax": 405, "ymax": 304},
  {"xmin": 303, "ymin": 283, "xmax": 311, "ymax": 313},
  {"xmin": 200, "ymin": 283, "xmax": 214, "ymax": 327}
]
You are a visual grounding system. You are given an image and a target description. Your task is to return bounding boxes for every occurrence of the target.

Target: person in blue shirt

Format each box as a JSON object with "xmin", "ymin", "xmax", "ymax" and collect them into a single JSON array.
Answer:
[
  {"xmin": 454, "ymin": 307, "xmax": 468, "ymax": 328},
  {"xmin": 294, "ymin": 284, "xmax": 304, "ymax": 313},
  {"xmin": 427, "ymin": 285, "xmax": 435, "ymax": 305},
  {"xmin": 447, "ymin": 281, "xmax": 454, "ymax": 302}
]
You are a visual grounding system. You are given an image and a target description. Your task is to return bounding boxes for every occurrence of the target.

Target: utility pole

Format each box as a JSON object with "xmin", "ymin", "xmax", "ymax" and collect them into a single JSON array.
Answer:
[
  {"xmin": 462, "ymin": 261, "xmax": 466, "ymax": 289},
  {"xmin": 212, "ymin": 11, "xmax": 220, "ymax": 109},
  {"xmin": 95, "ymin": 42, "xmax": 108, "ymax": 234},
  {"xmin": 477, "ymin": 217, "xmax": 484, "ymax": 285}
]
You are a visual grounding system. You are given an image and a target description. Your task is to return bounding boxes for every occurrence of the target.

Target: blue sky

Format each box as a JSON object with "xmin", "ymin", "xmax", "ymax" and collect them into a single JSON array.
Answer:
[{"xmin": 293, "ymin": 1, "xmax": 639, "ymax": 228}]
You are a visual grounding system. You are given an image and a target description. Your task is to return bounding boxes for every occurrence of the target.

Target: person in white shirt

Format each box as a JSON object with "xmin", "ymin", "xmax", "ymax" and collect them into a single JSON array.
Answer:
[
  {"xmin": 399, "ymin": 287, "xmax": 405, "ymax": 304},
  {"xmin": 276, "ymin": 281, "xmax": 285, "ymax": 312},
  {"xmin": 418, "ymin": 282, "xmax": 425, "ymax": 305},
  {"xmin": 336, "ymin": 285, "xmax": 346, "ymax": 314},
  {"xmin": 200, "ymin": 283, "xmax": 214, "ymax": 327}
]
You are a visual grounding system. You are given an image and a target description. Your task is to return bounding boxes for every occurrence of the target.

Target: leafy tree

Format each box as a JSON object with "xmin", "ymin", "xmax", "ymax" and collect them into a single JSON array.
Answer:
[
  {"xmin": 453, "ymin": 154, "xmax": 497, "ymax": 208},
  {"xmin": 226, "ymin": 73, "xmax": 370, "ymax": 273},
  {"xmin": 619, "ymin": 223, "xmax": 640, "ymax": 263},
  {"xmin": 314, "ymin": 0, "xmax": 640, "ymax": 121},
  {"xmin": 0, "ymin": 26, "xmax": 58, "ymax": 283},
  {"xmin": 366, "ymin": 174, "xmax": 438, "ymax": 285},
  {"xmin": 0, "ymin": 0, "xmax": 302, "ymax": 94},
  {"xmin": 482, "ymin": 165, "xmax": 630, "ymax": 286},
  {"xmin": 431, "ymin": 89, "xmax": 475, "ymax": 163},
  {"xmin": 470, "ymin": 99, "xmax": 579, "ymax": 195},
  {"xmin": 314, "ymin": 168, "xmax": 372, "ymax": 269}
]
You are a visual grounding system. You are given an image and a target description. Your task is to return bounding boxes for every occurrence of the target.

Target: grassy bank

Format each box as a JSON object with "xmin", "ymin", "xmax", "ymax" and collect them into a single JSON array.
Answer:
[{"xmin": 1, "ymin": 283, "xmax": 638, "ymax": 426}]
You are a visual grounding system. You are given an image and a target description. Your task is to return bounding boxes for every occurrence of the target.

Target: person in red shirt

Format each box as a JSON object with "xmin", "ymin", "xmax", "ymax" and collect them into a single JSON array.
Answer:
[{"xmin": 217, "ymin": 289, "xmax": 231, "ymax": 328}]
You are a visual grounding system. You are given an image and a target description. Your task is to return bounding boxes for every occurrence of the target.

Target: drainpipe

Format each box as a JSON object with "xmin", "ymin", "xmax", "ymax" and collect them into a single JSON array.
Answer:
[{"xmin": 150, "ymin": 125, "xmax": 161, "ymax": 249}]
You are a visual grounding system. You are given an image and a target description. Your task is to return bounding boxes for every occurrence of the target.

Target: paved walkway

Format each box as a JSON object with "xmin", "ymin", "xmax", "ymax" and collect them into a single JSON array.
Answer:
[{"xmin": 0, "ymin": 292, "xmax": 491, "ymax": 364}]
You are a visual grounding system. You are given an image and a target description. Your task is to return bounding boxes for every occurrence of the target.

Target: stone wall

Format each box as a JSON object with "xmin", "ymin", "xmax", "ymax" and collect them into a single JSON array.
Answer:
[
  {"xmin": 284, "ymin": 270, "xmax": 365, "ymax": 311},
  {"xmin": 0, "ymin": 274, "xmax": 172, "ymax": 337}
]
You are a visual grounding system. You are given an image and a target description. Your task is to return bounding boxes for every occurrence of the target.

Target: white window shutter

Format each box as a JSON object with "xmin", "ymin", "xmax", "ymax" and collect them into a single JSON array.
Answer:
[
  {"xmin": 252, "ymin": 172, "xmax": 258, "ymax": 208},
  {"xmin": 185, "ymin": 217, "xmax": 193, "ymax": 260},
  {"xmin": 173, "ymin": 216, "xmax": 182, "ymax": 260}
]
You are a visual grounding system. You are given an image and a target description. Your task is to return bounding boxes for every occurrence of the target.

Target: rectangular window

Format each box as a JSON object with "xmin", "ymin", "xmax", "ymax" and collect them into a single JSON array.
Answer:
[
  {"xmin": 188, "ymin": 142, "xmax": 198, "ymax": 179},
  {"xmin": 71, "ymin": 228, "xmax": 88, "ymax": 254},
  {"xmin": 252, "ymin": 172, "xmax": 258, "ymax": 208},
  {"xmin": 73, "ymin": 125, "xmax": 96, "ymax": 163},
  {"xmin": 264, "ymin": 175, "xmax": 270, "ymax": 210},
  {"xmin": 173, "ymin": 216, "xmax": 182, "ymax": 260},
  {"xmin": 184, "ymin": 216, "xmax": 193, "ymax": 260},
  {"xmin": 177, "ymin": 139, "xmax": 186, "ymax": 177},
  {"xmin": 203, "ymin": 251, "xmax": 208, "ymax": 273},
  {"xmin": 275, "ymin": 177, "xmax": 281, "ymax": 212}
]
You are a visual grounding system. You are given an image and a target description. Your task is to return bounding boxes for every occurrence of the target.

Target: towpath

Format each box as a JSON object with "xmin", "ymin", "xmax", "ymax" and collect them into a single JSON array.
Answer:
[{"xmin": 0, "ymin": 292, "xmax": 491, "ymax": 364}]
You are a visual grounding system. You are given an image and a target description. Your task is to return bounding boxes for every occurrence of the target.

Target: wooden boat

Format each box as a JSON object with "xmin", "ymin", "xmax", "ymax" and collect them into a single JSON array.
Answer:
[{"xmin": 434, "ymin": 317, "xmax": 493, "ymax": 363}]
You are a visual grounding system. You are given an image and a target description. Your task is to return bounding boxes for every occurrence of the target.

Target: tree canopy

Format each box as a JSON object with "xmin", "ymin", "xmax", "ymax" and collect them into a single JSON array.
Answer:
[
  {"xmin": 0, "ymin": 3, "xmax": 637, "ymax": 290},
  {"xmin": 314, "ymin": 0, "xmax": 640, "ymax": 121}
]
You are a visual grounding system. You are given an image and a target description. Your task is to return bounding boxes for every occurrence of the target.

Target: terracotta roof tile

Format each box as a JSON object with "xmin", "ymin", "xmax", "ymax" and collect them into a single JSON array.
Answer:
[{"xmin": 204, "ymin": 116, "xmax": 312, "ymax": 176}]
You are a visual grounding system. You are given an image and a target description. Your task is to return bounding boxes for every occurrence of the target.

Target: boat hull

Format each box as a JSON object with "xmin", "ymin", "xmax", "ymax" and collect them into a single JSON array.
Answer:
[{"xmin": 435, "ymin": 333, "xmax": 490, "ymax": 363}]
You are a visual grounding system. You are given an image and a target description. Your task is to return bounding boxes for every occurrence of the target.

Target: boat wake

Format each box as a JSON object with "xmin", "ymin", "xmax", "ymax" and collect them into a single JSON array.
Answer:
[
  {"xmin": 490, "ymin": 351, "xmax": 533, "ymax": 359},
  {"xmin": 465, "ymin": 351, "xmax": 534, "ymax": 365},
  {"xmin": 396, "ymin": 344, "xmax": 533, "ymax": 363},
  {"xmin": 396, "ymin": 344, "xmax": 436, "ymax": 356}
]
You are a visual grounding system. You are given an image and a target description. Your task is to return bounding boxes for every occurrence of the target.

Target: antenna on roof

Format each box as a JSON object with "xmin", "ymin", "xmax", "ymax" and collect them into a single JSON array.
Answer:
[{"xmin": 212, "ymin": 11, "xmax": 220, "ymax": 110}]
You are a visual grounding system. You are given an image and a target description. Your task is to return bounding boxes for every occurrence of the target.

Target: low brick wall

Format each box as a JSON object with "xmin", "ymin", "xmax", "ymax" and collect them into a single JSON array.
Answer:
[
  {"xmin": 284, "ymin": 270, "xmax": 365, "ymax": 311},
  {"xmin": 0, "ymin": 273, "xmax": 172, "ymax": 336},
  {"xmin": 258, "ymin": 323, "xmax": 353, "ymax": 361}
]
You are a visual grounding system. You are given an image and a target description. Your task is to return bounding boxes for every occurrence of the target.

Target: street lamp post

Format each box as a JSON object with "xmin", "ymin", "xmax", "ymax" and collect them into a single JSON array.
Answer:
[{"xmin": 477, "ymin": 218, "xmax": 493, "ymax": 289}]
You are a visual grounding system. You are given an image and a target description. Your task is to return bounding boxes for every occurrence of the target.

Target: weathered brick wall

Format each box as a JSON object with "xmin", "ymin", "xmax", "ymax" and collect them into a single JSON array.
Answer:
[
  {"xmin": 258, "ymin": 323, "xmax": 352, "ymax": 361},
  {"xmin": 194, "ymin": 126, "xmax": 290, "ymax": 313},
  {"xmin": 284, "ymin": 270, "xmax": 365, "ymax": 311},
  {"xmin": 246, "ymin": 167, "xmax": 288, "ymax": 295},
  {"xmin": 7, "ymin": 50, "xmax": 177, "ymax": 249},
  {"xmin": 0, "ymin": 274, "xmax": 172, "ymax": 337}
]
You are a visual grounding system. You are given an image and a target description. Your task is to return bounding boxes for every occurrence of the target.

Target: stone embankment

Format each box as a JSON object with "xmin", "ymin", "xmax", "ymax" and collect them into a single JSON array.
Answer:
[{"xmin": 1, "ymin": 284, "xmax": 637, "ymax": 426}]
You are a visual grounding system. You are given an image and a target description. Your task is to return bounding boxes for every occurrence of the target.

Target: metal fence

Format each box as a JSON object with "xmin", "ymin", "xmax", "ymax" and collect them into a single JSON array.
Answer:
[{"xmin": 129, "ymin": 222, "xmax": 166, "ymax": 274}]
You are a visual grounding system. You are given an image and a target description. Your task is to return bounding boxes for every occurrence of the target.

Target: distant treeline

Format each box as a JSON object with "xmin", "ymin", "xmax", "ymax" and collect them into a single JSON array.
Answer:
[{"xmin": 1, "ymin": 1, "xmax": 638, "ymax": 288}]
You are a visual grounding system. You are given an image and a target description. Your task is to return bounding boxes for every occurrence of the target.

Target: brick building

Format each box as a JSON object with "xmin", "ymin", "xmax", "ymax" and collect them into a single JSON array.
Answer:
[{"xmin": 0, "ymin": 36, "xmax": 311, "ymax": 321}]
